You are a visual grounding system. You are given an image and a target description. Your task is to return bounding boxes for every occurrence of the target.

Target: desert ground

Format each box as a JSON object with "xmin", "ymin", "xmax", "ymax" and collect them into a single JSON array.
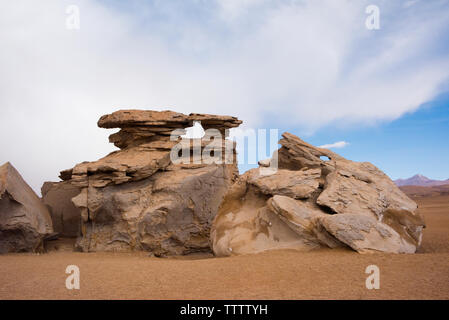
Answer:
[{"xmin": 0, "ymin": 190, "xmax": 448, "ymax": 300}]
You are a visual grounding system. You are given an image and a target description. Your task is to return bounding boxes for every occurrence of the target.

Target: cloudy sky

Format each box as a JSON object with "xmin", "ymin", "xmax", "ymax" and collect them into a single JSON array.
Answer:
[{"xmin": 1, "ymin": 0, "xmax": 449, "ymax": 194}]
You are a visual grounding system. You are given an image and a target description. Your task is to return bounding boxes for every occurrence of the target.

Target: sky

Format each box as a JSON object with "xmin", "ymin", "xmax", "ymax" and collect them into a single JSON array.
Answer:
[{"xmin": 1, "ymin": 0, "xmax": 449, "ymax": 194}]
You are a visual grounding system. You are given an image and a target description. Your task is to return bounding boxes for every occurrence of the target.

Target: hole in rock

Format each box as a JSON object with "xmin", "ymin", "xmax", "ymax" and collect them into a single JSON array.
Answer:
[
  {"xmin": 177, "ymin": 148, "xmax": 197, "ymax": 159},
  {"xmin": 320, "ymin": 156, "xmax": 330, "ymax": 161},
  {"xmin": 318, "ymin": 204, "xmax": 337, "ymax": 215},
  {"xmin": 182, "ymin": 121, "xmax": 205, "ymax": 139}
]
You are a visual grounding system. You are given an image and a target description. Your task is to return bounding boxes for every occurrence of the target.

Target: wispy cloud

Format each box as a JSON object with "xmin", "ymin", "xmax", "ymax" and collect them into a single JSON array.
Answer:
[
  {"xmin": 319, "ymin": 141, "xmax": 350, "ymax": 149},
  {"xmin": 403, "ymin": 0, "xmax": 420, "ymax": 9}
]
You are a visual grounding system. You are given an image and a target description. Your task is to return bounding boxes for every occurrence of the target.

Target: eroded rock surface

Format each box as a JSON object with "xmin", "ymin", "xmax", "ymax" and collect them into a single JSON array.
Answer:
[
  {"xmin": 41, "ymin": 110, "xmax": 423, "ymax": 256},
  {"xmin": 211, "ymin": 132, "xmax": 425, "ymax": 256},
  {"xmin": 248, "ymin": 168, "xmax": 322, "ymax": 199},
  {"xmin": 0, "ymin": 162, "xmax": 53, "ymax": 253},
  {"xmin": 210, "ymin": 170, "xmax": 320, "ymax": 256},
  {"xmin": 41, "ymin": 181, "xmax": 81, "ymax": 237},
  {"xmin": 54, "ymin": 110, "xmax": 240, "ymax": 255},
  {"xmin": 317, "ymin": 214, "xmax": 416, "ymax": 253}
]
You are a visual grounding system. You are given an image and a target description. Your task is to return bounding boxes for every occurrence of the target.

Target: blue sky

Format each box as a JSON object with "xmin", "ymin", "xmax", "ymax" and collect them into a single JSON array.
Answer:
[
  {"xmin": 246, "ymin": 91, "xmax": 449, "ymax": 180},
  {"xmin": 313, "ymin": 92, "xmax": 449, "ymax": 180},
  {"xmin": 1, "ymin": 0, "xmax": 449, "ymax": 193}
]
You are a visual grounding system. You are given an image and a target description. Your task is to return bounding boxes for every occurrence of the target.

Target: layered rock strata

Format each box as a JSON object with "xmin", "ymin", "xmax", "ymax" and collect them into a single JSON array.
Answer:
[{"xmin": 55, "ymin": 110, "xmax": 241, "ymax": 255}]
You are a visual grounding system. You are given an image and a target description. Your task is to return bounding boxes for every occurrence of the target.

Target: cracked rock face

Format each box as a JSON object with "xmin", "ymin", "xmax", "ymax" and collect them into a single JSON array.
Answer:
[
  {"xmin": 211, "ymin": 132, "xmax": 425, "ymax": 256},
  {"xmin": 248, "ymin": 168, "xmax": 322, "ymax": 199},
  {"xmin": 0, "ymin": 162, "xmax": 53, "ymax": 253},
  {"xmin": 41, "ymin": 181, "xmax": 81, "ymax": 238},
  {"xmin": 52, "ymin": 110, "xmax": 241, "ymax": 255}
]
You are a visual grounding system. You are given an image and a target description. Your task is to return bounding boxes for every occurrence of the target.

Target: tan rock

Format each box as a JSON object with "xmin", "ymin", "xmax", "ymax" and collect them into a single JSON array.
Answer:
[
  {"xmin": 74, "ymin": 164, "xmax": 235, "ymax": 255},
  {"xmin": 248, "ymin": 168, "xmax": 321, "ymax": 199},
  {"xmin": 60, "ymin": 110, "xmax": 241, "ymax": 189},
  {"xmin": 0, "ymin": 162, "xmax": 53, "ymax": 253},
  {"xmin": 68, "ymin": 147, "xmax": 172, "ymax": 188},
  {"xmin": 210, "ymin": 172, "xmax": 321, "ymax": 256},
  {"xmin": 267, "ymin": 195, "xmax": 343, "ymax": 248},
  {"xmin": 98, "ymin": 110, "xmax": 191, "ymax": 129},
  {"xmin": 57, "ymin": 109, "xmax": 242, "ymax": 255},
  {"xmin": 41, "ymin": 181, "xmax": 81, "ymax": 238},
  {"xmin": 316, "ymin": 161, "xmax": 419, "ymax": 218},
  {"xmin": 277, "ymin": 132, "xmax": 342, "ymax": 174},
  {"xmin": 97, "ymin": 109, "xmax": 242, "ymax": 149},
  {"xmin": 317, "ymin": 214, "xmax": 417, "ymax": 253},
  {"xmin": 211, "ymin": 132, "xmax": 424, "ymax": 256}
]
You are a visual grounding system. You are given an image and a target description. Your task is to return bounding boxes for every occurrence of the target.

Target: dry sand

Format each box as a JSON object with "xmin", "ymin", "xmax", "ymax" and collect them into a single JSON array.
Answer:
[{"xmin": 0, "ymin": 193, "xmax": 448, "ymax": 300}]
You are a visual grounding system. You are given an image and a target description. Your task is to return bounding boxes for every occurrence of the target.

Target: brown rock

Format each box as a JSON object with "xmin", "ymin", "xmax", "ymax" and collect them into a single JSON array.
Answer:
[
  {"xmin": 248, "ymin": 168, "xmax": 322, "ymax": 199},
  {"xmin": 210, "ymin": 171, "xmax": 321, "ymax": 256},
  {"xmin": 58, "ymin": 109, "xmax": 241, "ymax": 255},
  {"xmin": 41, "ymin": 181, "xmax": 81, "ymax": 237},
  {"xmin": 0, "ymin": 162, "xmax": 53, "ymax": 253},
  {"xmin": 73, "ymin": 164, "xmax": 235, "ymax": 255},
  {"xmin": 317, "ymin": 214, "xmax": 417, "ymax": 253},
  {"xmin": 96, "ymin": 109, "xmax": 242, "ymax": 149},
  {"xmin": 316, "ymin": 161, "xmax": 419, "ymax": 217},
  {"xmin": 211, "ymin": 132, "xmax": 424, "ymax": 256},
  {"xmin": 69, "ymin": 147, "xmax": 172, "ymax": 188},
  {"xmin": 267, "ymin": 195, "xmax": 343, "ymax": 248},
  {"xmin": 277, "ymin": 132, "xmax": 342, "ymax": 174},
  {"xmin": 98, "ymin": 110, "xmax": 191, "ymax": 129}
]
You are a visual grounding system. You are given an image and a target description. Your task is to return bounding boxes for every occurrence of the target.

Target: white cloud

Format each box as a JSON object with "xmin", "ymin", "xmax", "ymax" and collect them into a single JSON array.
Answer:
[
  {"xmin": 319, "ymin": 141, "xmax": 350, "ymax": 149},
  {"xmin": 403, "ymin": 0, "xmax": 420, "ymax": 9},
  {"xmin": 1, "ymin": 0, "xmax": 449, "ymax": 193}
]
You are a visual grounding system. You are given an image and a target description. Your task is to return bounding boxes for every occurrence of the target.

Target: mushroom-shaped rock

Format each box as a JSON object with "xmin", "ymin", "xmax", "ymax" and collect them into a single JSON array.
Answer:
[{"xmin": 53, "ymin": 109, "xmax": 241, "ymax": 255}]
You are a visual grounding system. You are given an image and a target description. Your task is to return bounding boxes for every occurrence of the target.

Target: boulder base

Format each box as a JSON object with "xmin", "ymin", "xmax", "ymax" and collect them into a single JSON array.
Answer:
[{"xmin": 0, "ymin": 162, "xmax": 53, "ymax": 253}]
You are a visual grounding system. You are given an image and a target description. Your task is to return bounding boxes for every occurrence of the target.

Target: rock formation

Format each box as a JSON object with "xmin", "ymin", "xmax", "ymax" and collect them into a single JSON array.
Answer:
[
  {"xmin": 211, "ymin": 132, "xmax": 425, "ymax": 255},
  {"xmin": 0, "ymin": 162, "xmax": 53, "ymax": 253},
  {"xmin": 57, "ymin": 110, "xmax": 241, "ymax": 255},
  {"xmin": 36, "ymin": 109, "xmax": 424, "ymax": 256},
  {"xmin": 41, "ymin": 181, "xmax": 81, "ymax": 237}
]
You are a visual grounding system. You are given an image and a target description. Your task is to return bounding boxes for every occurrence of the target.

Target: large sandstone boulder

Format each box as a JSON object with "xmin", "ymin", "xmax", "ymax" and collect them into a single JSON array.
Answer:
[
  {"xmin": 210, "ymin": 171, "xmax": 323, "ymax": 256},
  {"xmin": 211, "ymin": 132, "xmax": 425, "ymax": 256},
  {"xmin": 55, "ymin": 110, "xmax": 241, "ymax": 255},
  {"xmin": 72, "ymin": 163, "xmax": 234, "ymax": 255},
  {"xmin": 0, "ymin": 162, "xmax": 53, "ymax": 253}
]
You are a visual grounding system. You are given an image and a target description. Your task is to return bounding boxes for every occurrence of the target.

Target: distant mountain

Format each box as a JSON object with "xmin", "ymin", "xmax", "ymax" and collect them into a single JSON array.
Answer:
[{"xmin": 394, "ymin": 174, "xmax": 449, "ymax": 187}]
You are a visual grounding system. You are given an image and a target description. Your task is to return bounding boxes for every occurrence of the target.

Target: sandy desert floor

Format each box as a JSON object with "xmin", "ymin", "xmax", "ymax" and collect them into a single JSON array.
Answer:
[{"xmin": 0, "ymin": 193, "xmax": 448, "ymax": 300}]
